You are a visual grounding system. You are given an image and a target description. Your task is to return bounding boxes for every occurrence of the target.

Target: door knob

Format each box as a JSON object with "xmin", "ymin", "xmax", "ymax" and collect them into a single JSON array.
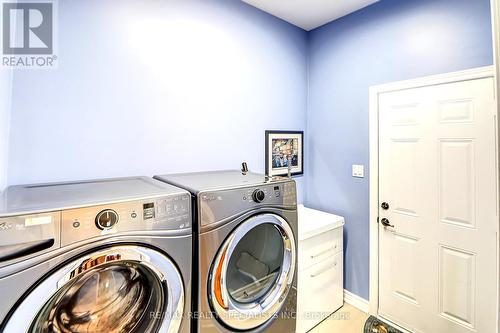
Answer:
[
  {"xmin": 381, "ymin": 218, "xmax": 394, "ymax": 228},
  {"xmin": 381, "ymin": 202, "xmax": 389, "ymax": 210}
]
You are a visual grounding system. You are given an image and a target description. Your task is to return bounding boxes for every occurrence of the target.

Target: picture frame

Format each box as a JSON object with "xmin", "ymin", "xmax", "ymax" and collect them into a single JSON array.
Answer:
[{"xmin": 265, "ymin": 130, "xmax": 304, "ymax": 177}]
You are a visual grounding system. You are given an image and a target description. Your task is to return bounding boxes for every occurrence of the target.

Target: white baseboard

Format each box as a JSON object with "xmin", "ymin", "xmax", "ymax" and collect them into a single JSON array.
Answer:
[{"xmin": 344, "ymin": 289, "xmax": 369, "ymax": 313}]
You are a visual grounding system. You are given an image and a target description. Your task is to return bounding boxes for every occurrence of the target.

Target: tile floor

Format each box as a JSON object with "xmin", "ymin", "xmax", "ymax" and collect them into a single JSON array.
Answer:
[{"xmin": 309, "ymin": 303, "xmax": 369, "ymax": 333}]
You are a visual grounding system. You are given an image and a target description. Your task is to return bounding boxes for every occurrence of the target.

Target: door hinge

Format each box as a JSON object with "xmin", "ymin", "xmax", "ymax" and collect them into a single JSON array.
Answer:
[{"xmin": 377, "ymin": 216, "xmax": 380, "ymax": 223}]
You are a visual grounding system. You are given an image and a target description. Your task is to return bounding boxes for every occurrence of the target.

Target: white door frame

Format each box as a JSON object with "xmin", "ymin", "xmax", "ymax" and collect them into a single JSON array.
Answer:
[
  {"xmin": 368, "ymin": 66, "xmax": 498, "ymax": 327},
  {"xmin": 491, "ymin": 0, "xmax": 500, "ymax": 330}
]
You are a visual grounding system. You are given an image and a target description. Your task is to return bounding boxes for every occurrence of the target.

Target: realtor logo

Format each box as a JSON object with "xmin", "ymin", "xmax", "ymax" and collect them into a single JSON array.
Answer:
[{"xmin": 1, "ymin": 1, "xmax": 57, "ymax": 68}]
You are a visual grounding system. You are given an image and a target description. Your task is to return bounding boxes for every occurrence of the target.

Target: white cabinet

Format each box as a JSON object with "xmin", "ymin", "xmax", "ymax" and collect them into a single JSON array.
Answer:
[{"xmin": 296, "ymin": 205, "xmax": 345, "ymax": 333}]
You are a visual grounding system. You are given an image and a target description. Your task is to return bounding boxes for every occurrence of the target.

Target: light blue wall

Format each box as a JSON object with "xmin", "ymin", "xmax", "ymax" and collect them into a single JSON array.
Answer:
[
  {"xmin": 0, "ymin": 69, "xmax": 12, "ymax": 191},
  {"xmin": 306, "ymin": 0, "xmax": 494, "ymax": 299},
  {"xmin": 5, "ymin": 0, "xmax": 495, "ymax": 299},
  {"xmin": 7, "ymin": 0, "xmax": 308, "ymax": 201}
]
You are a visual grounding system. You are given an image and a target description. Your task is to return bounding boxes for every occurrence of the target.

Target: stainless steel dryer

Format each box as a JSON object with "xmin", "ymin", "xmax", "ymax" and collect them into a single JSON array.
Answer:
[
  {"xmin": 154, "ymin": 171, "xmax": 298, "ymax": 333},
  {"xmin": 0, "ymin": 177, "xmax": 192, "ymax": 333}
]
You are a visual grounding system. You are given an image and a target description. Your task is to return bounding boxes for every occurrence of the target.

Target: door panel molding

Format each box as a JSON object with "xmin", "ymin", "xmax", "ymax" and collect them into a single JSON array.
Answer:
[
  {"xmin": 438, "ymin": 245, "xmax": 476, "ymax": 329},
  {"xmin": 368, "ymin": 66, "xmax": 498, "ymax": 331}
]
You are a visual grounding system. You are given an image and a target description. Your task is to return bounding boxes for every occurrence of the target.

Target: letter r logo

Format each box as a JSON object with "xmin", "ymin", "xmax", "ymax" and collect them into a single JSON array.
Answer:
[{"xmin": 2, "ymin": 2, "xmax": 53, "ymax": 54}]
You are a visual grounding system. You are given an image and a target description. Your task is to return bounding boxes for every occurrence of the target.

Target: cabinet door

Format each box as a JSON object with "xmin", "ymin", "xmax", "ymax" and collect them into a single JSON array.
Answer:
[{"xmin": 297, "ymin": 252, "xmax": 343, "ymax": 333}]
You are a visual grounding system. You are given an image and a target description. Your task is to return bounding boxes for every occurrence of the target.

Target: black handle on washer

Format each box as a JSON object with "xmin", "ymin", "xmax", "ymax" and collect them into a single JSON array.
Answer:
[{"xmin": 0, "ymin": 239, "xmax": 55, "ymax": 262}]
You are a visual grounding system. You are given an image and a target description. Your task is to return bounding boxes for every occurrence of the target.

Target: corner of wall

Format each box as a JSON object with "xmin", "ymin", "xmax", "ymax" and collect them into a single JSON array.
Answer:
[{"xmin": 303, "ymin": 29, "xmax": 312, "ymax": 207}]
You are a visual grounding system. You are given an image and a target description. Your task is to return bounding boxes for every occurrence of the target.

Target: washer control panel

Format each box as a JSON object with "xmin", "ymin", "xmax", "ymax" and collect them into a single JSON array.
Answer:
[{"xmin": 61, "ymin": 194, "xmax": 191, "ymax": 246}]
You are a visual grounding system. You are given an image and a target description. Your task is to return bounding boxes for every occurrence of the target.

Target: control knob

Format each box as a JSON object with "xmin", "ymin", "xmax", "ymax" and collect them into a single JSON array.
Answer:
[
  {"xmin": 95, "ymin": 209, "xmax": 119, "ymax": 230},
  {"xmin": 252, "ymin": 189, "xmax": 266, "ymax": 203}
]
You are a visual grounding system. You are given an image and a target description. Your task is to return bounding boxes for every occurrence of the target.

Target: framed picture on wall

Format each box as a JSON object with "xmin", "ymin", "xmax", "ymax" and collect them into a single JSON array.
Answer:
[{"xmin": 265, "ymin": 130, "xmax": 304, "ymax": 177}]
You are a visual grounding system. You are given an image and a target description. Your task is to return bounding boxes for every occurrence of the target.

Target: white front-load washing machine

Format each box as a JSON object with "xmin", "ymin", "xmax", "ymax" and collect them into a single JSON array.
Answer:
[
  {"xmin": 154, "ymin": 171, "xmax": 298, "ymax": 333},
  {"xmin": 0, "ymin": 177, "xmax": 192, "ymax": 333}
]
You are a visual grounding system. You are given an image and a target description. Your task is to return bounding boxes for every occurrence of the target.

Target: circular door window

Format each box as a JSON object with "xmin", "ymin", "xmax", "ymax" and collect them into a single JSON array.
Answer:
[
  {"xmin": 3, "ymin": 246, "xmax": 185, "ymax": 333},
  {"xmin": 209, "ymin": 214, "xmax": 296, "ymax": 331},
  {"xmin": 30, "ymin": 261, "xmax": 164, "ymax": 333}
]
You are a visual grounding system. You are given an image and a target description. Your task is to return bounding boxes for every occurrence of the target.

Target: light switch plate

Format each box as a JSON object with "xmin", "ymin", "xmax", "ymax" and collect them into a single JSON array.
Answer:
[{"xmin": 352, "ymin": 165, "xmax": 364, "ymax": 178}]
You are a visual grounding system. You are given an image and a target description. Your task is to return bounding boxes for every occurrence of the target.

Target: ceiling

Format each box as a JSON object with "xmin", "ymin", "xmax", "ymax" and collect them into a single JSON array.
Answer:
[{"xmin": 242, "ymin": 0, "xmax": 379, "ymax": 31}]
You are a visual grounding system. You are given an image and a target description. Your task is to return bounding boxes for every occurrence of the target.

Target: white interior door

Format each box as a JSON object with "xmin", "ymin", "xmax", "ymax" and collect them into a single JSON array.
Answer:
[{"xmin": 378, "ymin": 77, "xmax": 498, "ymax": 333}]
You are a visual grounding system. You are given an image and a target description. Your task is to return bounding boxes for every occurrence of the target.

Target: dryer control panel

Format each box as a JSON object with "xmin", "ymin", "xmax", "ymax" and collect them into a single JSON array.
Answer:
[
  {"xmin": 61, "ymin": 194, "xmax": 191, "ymax": 246},
  {"xmin": 199, "ymin": 180, "xmax": 296, "ymax": 227}
]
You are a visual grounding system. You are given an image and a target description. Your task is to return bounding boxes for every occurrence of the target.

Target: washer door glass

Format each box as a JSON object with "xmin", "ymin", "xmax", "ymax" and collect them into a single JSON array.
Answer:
[
  {"xmin": 210, "ymin": 213, "xmax": 296, "ymax": 331},
  {"xmin": 29, "ymin": 261, "xmax": 164, "ymax": 333},
  {"xmin": 2, "ymin": 246, "xmax": 185, "ymax": 333},
  {"xmin": 226, "ymin": 223, "xmax": 284, "ymax": 304}
]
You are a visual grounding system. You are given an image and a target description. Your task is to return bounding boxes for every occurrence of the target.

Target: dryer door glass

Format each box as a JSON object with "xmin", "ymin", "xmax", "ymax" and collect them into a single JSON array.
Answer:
[
  {"xmin": 226, "ymin": 223, "xmax": 284, "ymax": 304},
  {"xmin": 2, "ymin": 246, "xmax": 185, "ymax": 333},
  {"xmin": 29, "ymin": 261, "xmax": 164, "ymax": 333},
  {"xmin": 210, "ymin": 213, "xmax": 296, "ymax": 331}
]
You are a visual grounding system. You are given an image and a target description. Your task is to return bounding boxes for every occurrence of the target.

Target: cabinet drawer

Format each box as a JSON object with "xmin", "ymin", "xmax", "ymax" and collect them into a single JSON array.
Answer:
[
  {"xmin": 297, "ymin": 252, "xmax": 344, "ymax": 333},
  {"xmin": 299, "ymin": 227, "xmax": 342, "ymax": 271}
]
